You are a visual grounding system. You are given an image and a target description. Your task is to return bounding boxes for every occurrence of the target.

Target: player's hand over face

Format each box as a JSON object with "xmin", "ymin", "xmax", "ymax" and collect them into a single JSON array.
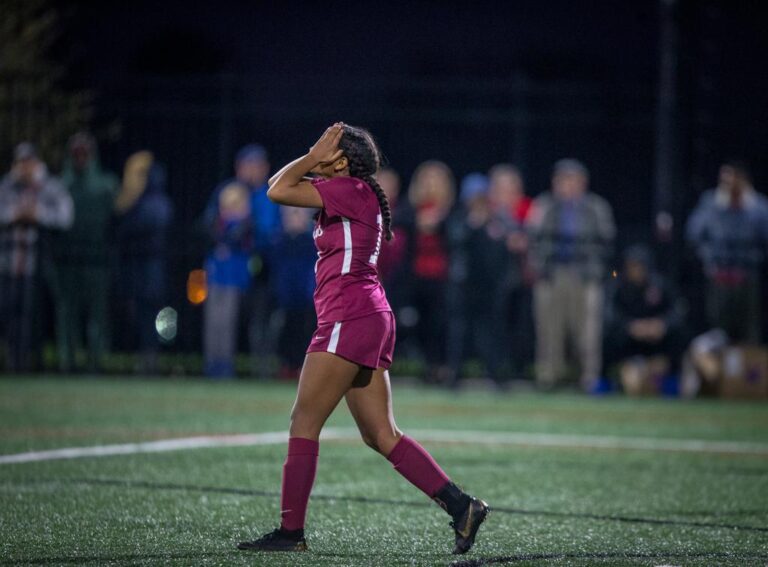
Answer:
[{"xmin": 309, "ymin": 123, "xmax": 344, "ymax": 165}]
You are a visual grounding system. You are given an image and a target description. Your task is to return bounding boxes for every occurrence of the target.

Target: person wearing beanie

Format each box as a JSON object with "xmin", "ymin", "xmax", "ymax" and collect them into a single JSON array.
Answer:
[{"xmin": 604, "ymin": 244, "xmax": 687, "ymax": 392}]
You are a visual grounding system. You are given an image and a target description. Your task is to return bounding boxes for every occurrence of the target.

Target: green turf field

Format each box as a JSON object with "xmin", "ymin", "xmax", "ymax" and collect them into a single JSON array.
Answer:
[{"xmin": 1, "ymin": 377, "xmax": 767, "ymax": 566}]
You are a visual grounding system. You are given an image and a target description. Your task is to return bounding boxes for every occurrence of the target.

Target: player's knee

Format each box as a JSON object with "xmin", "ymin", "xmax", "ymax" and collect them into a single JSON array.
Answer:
[
  {"xmin": 361, "ymin": 427, "xmax": 402, "ymax": 455},
  {"xmin": 289, "ymin": 407, "xmax": 320, "ymax": 438},
  {"xmin": 360, "ymin": 431, "xmax": 380, "ymax": 452}
]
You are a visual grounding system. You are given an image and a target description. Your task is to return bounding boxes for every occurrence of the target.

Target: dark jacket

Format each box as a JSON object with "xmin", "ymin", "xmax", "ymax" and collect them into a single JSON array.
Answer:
[
  {"xmin": 59, "ymin": 153, "xmax": 118, "ymax": 265},
  {"xmin": 605, "ymin": 273, "xmax": 683, "ymax": 337},
  {"xmin": 115, "ymin": 162, "xmax": 173, "ymax": 258}
]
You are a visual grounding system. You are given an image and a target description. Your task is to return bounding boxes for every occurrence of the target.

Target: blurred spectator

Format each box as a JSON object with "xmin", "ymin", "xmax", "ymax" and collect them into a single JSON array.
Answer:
[
  {"xmin": 686, "ymin": 161, "xmax": 768, "ymax": 343},
  {"xmin": 202, "ymin": 144, "xmax": 280, "ymax": 378},
  {"xmin": 604, "ymin": 245, "xmax": 686, "ymax": 386},
  {"xmin": 0, "ymin": 143, "xmax": 73, "ymax": 372},
  {"xmin": 405, "ymin": 160, "xmax": 455, "ymax": 382},
  {"xmin": 486, "ymin": 164, "xmax": 535, "ymax": 380},
  {"xmin": 445, "ymin": 172, "xmax": 496, "ymax": 386},
  {"xmin": 55, "ymin": 133, "xmax": 118, "ymax": 372},
  {"xmin": 376, "ymin": 167, "xmax": 408, "ymax": 295},
  {"xmin": 528, "ymin": 159, "xmax": 615, "ymax": 390},
  {"xmin": 270, "ymin": 207, "xmax": 316, "ymax": 379},
  {"xmin": 114, "ymin": 150, "xmax": 173, "ymax": 374}
]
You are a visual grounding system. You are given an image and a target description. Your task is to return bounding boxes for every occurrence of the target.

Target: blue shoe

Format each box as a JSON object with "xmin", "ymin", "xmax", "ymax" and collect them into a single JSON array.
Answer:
[{"xmin": 588, "ymin": 377, "xmax": 613, "ymax": 395}]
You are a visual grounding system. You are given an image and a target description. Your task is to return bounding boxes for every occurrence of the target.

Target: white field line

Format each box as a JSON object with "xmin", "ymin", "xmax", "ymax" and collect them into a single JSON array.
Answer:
[{"xmin": 1, "ymin": 427, "xmax": 768, "ymax": 465}]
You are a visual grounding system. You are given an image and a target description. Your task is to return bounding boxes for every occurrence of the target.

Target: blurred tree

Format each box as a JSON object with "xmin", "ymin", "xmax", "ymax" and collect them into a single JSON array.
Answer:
[{"xmin": 0, "ymin": 0, "xmax": 91, "ymax": 169}]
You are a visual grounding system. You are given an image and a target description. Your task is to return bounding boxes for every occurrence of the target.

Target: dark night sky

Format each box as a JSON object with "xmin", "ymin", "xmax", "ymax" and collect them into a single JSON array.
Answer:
[
  {"xmin": 59, "ymin": 1, "xmax": 661, "ymax": 84},
  {"xmin": 51, "ymin": 0, "xmax": 768, "ymax": 224}
]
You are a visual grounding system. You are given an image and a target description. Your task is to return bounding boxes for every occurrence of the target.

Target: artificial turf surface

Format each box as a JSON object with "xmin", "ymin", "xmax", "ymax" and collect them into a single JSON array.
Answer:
[{"xmin": 0, "ymin": 377, "xmax": 767, "ymax": 566}]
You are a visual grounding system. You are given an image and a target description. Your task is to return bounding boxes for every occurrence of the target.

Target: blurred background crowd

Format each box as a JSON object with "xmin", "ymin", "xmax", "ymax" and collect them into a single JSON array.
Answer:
[
  {"xmin": 1, "ymin": 0, "xmax": 767, "ymax": 397},
  {"xmin": 2, "ymin": 136, "xmax": 766, "ymax": 396}
]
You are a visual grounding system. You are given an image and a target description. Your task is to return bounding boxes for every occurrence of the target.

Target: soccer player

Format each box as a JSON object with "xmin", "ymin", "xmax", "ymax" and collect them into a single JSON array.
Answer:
[{"xmin": 237, "ymin": 123, "xmax": 489, "ymax": 555}]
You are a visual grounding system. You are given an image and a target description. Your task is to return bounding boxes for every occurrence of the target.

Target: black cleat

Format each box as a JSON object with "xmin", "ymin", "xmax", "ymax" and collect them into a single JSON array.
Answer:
[
  {"xmin": 237, "ymin": 528, "xmax": 308, "ymax": 552},
  {"xmin": 450, "ymin": 497, "xmax": 490, "ymax": 555}
]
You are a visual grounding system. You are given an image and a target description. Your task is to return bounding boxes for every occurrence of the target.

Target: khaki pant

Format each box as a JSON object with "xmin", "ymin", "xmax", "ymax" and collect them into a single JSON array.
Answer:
[{"xmin": 534, "ymin": 267, "xmax": 603, "ymax": 389}]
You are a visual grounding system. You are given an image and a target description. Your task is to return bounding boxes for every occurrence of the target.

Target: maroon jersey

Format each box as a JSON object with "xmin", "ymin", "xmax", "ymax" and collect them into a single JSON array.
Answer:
[{"xmin": 310, "ymin": 176, "xmax": 391, "ymax": 325}]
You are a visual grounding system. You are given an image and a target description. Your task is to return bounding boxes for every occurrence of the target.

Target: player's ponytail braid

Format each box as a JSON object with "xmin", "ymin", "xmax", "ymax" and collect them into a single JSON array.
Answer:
[{"xmin": 339, "ymin": 125, "xmax": 394, "ymax": 241}]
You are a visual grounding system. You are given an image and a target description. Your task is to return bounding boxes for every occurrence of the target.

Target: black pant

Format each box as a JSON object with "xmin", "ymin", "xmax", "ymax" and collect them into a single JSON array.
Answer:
[
  {"xmin": 604, "ymin": 324, "xmax": 686, "ymax": 373},
  {"xmin": 411, "ymin": 277, "xmax": 446, "ymax": 368},
  {"xmin": 277, "ymin": 306, "xmax": 316, "ymax": 369},
  {"xmin": 0, "ymin": 274, "xmax": 40, "ymax": 372}
]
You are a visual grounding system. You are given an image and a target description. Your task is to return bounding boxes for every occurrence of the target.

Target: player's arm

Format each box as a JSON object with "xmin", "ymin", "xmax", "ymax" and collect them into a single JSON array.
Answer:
[{"xmin": 267, "ymin": 123, "xmax": 344, "ymax": 208}]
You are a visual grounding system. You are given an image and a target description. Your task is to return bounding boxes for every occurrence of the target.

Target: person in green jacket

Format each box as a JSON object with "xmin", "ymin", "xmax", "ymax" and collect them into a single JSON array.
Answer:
[{"xmin": 56, "ymin": 132, "xmax": 118, "ymax": 372}]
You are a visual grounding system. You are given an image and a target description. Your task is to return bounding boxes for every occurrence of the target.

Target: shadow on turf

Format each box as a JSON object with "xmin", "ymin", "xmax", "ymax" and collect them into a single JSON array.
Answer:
[
  {"xmin": 450, "ymin": 551, "xmax": 768, "ymax": 566},
  {"xmin": 53, "ymin": 477, "xmax": 768, "ymax": 534}
]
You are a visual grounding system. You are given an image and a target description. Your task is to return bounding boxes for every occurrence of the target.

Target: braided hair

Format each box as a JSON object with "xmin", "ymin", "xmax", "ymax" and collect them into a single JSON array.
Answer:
[{"xmin": 338, "ymin": 125, "xmax": 394, "ymax": 241}]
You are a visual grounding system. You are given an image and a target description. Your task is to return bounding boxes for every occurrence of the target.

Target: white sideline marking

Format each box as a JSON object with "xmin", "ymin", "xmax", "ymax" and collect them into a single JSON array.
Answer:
[{"xmin": 1, "ymin": 427, "xmax": 767, "ymax": 465}]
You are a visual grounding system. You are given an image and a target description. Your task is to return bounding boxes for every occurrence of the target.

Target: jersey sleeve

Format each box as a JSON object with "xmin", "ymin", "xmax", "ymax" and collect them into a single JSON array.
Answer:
[{"xmin": 311, "ymin": 176, "xmax": 368, "ymax": 219}]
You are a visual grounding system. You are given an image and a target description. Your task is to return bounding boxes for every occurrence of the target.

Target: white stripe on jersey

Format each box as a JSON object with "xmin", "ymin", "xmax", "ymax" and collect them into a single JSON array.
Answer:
[
  {"xmin": 327, "ymin": 322, "xmax": 342, "ymax": 354},
  {"xmin": 341, "ymin": 217, "xmax": 352, "ymax": 274},
  {"xmin": 369, "ymin": 213, "xmax": 383, "ymax": 265}
]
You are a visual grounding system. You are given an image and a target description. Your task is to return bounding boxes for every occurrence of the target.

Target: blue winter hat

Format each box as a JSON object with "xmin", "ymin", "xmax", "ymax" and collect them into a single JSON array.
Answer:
[
  {"xmin": 236, "ymin": 144, "xmax": 268, "ymax": 163},
  {"xmin": 460, "ymin": 172, "xmax": 488, "ymax": 203}
]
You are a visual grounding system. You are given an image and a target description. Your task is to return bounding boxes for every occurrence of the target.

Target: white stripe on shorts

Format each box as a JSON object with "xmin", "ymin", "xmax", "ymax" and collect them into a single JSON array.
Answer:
[
  {"xmin": 341, "ymin": 217, "xmax": 352, "ymax": 274},
  {"xmin": 327, "ymin": 322, "xmax": 342, "ymax": 354}
]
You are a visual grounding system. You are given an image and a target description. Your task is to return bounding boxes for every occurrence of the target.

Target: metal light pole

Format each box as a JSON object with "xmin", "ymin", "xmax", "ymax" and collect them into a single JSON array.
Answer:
[{"xmin": 653, "ymin": 0, "xmax": 680, "ymax": 274}]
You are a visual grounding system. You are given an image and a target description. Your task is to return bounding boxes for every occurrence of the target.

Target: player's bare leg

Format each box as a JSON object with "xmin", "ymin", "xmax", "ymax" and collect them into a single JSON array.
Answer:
[
  {"xmin": 238, "ymin": 352, "xmax": 361, "ymax": 552},
  {"xmin": 346, "ymin": 368, "xmax": 490, "ymax": 554},
  {"xmin": 345, "ymin": 368, "xmax": 402, "ymax": 455},
  {"xmin": 290, "ymin": 352, "xmax": 361, "ymax": 440}
]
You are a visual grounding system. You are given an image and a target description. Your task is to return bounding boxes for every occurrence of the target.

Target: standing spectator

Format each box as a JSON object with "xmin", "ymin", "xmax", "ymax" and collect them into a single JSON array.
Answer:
[
  {"xmin": 486, "ymin": 164, "xmax": 535, "ymax": 381},
  {"xmin": 114, "ymin": 150, "xmax": 174, "ymax": 374},
  {"xmin": 375, "ymin": 167, "xmax": 408, "ymax": 299},
  {"xmin": 405, "ymin": 161, "xmax": 455, "ymax": 382},
  {"xmin": 445, "ymin": 173, "xmax": 498, "ymax": 386},
  {"xmin": 202, "ymin": 144, "xmax": 280, "ymax": 378},
  {"xmin": 0, "ymin": 143, "xmax": 73, "ymax": 372},
  {"xmin": 604, "ymin": 245, "xmax": 686, "ymax": 383},
  {"xmin": 270, "ymin": 206, "xmax": 316, "ymax": 379},
  {"xmin": 686, "ymin": 161, "xmax": 768, "ymax": 343},
  {"xmin": 376, "ymin": 165, "xmax": 412, "ymax": 353},
  {"xmin": 56, "ymin": 133, "xmax": 118, "ymax": 372},
  {"xmin": 528, "ymin": 159, "xmax": 615, "ymax": 390}
]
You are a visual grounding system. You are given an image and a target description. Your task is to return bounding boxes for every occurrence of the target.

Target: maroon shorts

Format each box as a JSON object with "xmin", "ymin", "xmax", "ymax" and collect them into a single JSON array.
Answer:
[{"xmin": 306, "ymin": 311, "xmax": 396, "ymax": 369}]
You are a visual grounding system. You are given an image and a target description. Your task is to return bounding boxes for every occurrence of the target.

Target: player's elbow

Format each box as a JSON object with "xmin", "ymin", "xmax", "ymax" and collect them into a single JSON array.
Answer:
[{"xmin": 266, "ymin": 184, "xmax": 287, "ymax": 204}]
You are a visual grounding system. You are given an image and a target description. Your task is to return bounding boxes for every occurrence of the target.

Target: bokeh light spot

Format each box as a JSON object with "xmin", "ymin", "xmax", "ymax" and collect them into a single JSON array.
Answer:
[
  {"xmin": 156, "ymin": 307, "xmax": 178, "ymax": 341},
  {"xmin": 187, "ymin": 269, "xmax": 208, "ymax": 304}
]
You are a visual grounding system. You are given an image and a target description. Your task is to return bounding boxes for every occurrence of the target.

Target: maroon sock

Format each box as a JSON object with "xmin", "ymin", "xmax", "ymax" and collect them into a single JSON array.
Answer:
[
  {"xmin": 386, "ymin": 435, "xmax": 451, "ymax": 497},
  {"xmin": 279, "ymin": 437, "xmax": 319, "ymax": 531}
]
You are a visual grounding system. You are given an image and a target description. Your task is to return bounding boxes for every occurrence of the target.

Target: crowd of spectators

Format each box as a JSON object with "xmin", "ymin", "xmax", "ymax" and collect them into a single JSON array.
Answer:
[{"xmin": 1, "ymin": 136, "xmax": 767, "ymax": 393}]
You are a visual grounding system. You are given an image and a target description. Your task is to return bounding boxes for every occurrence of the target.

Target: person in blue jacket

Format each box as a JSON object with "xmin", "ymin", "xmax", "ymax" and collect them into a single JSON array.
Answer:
[{"xmin": 202, "ymin": 145, "xmax": 280, "ymax": 378}]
